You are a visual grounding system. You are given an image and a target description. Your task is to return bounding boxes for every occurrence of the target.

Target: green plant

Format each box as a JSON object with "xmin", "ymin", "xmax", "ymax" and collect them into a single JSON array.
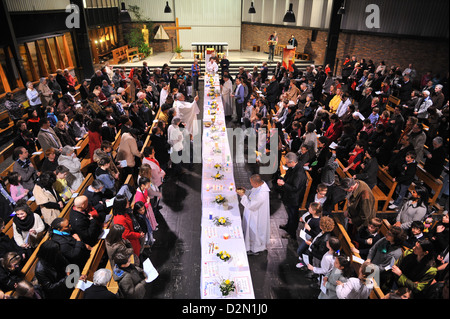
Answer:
[
  {"xmin": 124, "ymin": 4, "xmax": 154, "ymax": 52},
  {"xmin": 174, "ymin": 45, "xmax": 183, "ymax": 53}
]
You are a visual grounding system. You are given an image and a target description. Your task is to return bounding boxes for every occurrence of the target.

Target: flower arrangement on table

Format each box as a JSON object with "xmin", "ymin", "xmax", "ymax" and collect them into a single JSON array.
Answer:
[
  {"xmin": 212, "ymin": 215, "xmax": 231, "ymax": 226},
  {"xmin": 219, "ymin": 279, "xmax": 236, "ymax": 296},
  {"xmin": 210, "ymin": 134, "xmax": 220, "ymax": 141},
  {"xmin": 214, "ymin": 195, "xmax": 227, "ymax": 204},
  {"xmin": 217, "ymin": 250, "xmax": 231, "ymax": 262},
  {"xmin": 212, "ymin": 172, "xmax": 224, "ymax": 180}
]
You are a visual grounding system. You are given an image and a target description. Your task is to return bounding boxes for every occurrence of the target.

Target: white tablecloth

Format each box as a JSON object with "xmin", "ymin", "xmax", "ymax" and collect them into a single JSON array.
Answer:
[{"xmin": 200, "ymin": 74, "xmax": 255, "ymax": 299}]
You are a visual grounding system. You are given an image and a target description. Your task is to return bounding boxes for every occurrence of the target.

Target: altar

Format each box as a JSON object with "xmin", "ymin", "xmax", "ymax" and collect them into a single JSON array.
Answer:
[
  {"xmin": 191, "ymin": 42, "xmax": 229, "ymax": 58},
  {"xmin": 200, "ymin": 73, "xmax": 255, "ymax": 299}
]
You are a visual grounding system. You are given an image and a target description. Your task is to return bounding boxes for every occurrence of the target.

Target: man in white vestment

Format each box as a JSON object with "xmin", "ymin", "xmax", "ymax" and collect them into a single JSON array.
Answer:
[
  {"xmin": 173, "ymin": 93, "xmax": 200, "ymax": 136},
  {"xmin": 237, "ymin": 174, "xmax": 271, "ymax": 255},
  {"xmin": 221, "ymin": 74, "xmax": 233, "ymax": 119},
  {"xmin": 206, "ymin": 57, "xmax": 219, "ymax": 74}
]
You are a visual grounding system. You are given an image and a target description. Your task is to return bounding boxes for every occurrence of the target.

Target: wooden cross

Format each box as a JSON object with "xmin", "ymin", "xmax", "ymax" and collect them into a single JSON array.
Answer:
[{"xmin": 165, "ymin": 18, "xmax": 191, "ymax": 48}]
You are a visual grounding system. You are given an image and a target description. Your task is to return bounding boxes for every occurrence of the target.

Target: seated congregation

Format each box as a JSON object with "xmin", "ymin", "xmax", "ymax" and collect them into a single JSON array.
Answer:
[
  {"xmin": 228, "ymin": 57, "xmax": 448, "ymax": 299},
  {"xmin": 0, "ymin": 61, "xmax": 190, "ymax": 299}
]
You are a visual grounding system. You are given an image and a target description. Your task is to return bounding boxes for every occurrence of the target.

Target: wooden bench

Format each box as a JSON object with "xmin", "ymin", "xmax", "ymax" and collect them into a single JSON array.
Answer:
[
  {"xmin": 0, "ymin": 142, "xmax": 14, "ymax": 164},
  {"xmin": 70, "ymin": 174, "xmax": 135, "ymax": 299},
  {"xmin": 112, "ymin": 45, "xmax": 129, "ymax": 64},
  {"xmin": 413, "ymin": 165, "xmax": 444, "ymax": 211},
  {"xmin": 385, "ymin": 95, "xmax": 400, "ymax": 113},
  {"xmin": 0, "ymin": 111, "xmax": 14, "ymax": 136},
  {"xmin": 372, "ymin": 167, "xmax": 398, "ymax": 213},
  {"xmin": 126, "ymin": 47, "xmax": 144, "ymax": 63}
]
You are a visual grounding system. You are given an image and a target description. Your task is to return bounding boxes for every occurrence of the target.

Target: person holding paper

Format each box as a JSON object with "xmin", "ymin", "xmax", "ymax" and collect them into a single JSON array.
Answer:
[
  {"xmin": 83, "ymin": 268, "xmax": 118, "ymax": 299},
  {"xmin": 237, "ymin": 174, "xmax": 271, "ymax": 255},
  {"xmin": 112, "ymin": 251, "xmax": 148, "ymax": 299},
  {"xmin": 296, "ymin": 202, "xmax": 323, "ymax": 268},
  {"xmin": 12, "ymin": 205, "xmax": 45, "ymax": 250}
]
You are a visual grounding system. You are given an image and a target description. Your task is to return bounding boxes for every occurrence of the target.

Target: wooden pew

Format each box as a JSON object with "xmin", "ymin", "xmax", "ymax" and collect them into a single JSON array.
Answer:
[
  {"xmin": 385, "ymin": 95, "xmax": 400, "ymax": 113},
  {"xmin": 372, "ymin": 167, "xmax": 398, "ymax": 213},
  {"xmin": 111, "ymin": 45, "xmax": 129, "ymax": 65},
  {"xmin": 415, "ymin": 165, "xmax": 443, "ymax": 209},
  {"xmin": 0, "ymin": 142, "xmax": 14, "ymax": 163},
  {"xmin": 0, "ymin": 111, "xmax": 14, "ymax": 136},
  {"xmin": 126, "ymin": 47, "xmax": 144, "ymax": 63},
  {"xmin": 70, "ymin": 174, "xmax": 135, "ymax": 299}
]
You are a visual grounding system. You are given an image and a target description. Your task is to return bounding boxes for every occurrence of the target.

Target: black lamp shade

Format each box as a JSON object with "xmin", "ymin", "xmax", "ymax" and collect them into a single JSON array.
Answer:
[
  {"xmin": 248, "ymin": 2, "xmax": 256, "ymax": 14},
  {"xmin": 283, "ymin": 3, "xmax": 296, "ymax": 23},
  {"xmin": 119, "ymin": 2, "xmax": 131, "ymax": 23},
  {"xmin": 164, "ymin": 1, "xmax": 172, "ymax": 13}
]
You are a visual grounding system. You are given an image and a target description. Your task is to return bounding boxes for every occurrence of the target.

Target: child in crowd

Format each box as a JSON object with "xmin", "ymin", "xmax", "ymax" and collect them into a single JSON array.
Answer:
[
  {"xmin": 404, "ymin": 220, "xmax": 426, "ymax": 248},
  {"xmin": 53, "ymin": 165, "xmax": 74, "ymax": 203},
  {"xmin": 389, "ymin": 151, "xmax": 418, "ymax": 209},
  {"xmin": 318, "ymin": 254, "xmax": 354, "ymax": 299},
  {"xmin": 297, "ymin": 202, "xmax": 323, "ymax": 268},
  {"xmin": 336, "ymin": 261, "xmax": 374, "ymax": 299},
  {"xmin": 368, "ymin": 107, "xmax": 380, "ymax": 126},
  {"xmin": 351, "ymin": 217, "xmax": 383, "ymax": 260},
  {"xmin": 306, "ymin": 236, "xmax": 341, "ymax": 288},
  {"xmin": 7, "ymin": 171, "xmax": 30, "ymax": 202}
]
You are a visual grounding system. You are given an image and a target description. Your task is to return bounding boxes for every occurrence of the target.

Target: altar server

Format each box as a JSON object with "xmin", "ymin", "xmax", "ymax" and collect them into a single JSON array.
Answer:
[{"xmin": 237, "ymin": 174, "xmax": 271, "ymax": 255}]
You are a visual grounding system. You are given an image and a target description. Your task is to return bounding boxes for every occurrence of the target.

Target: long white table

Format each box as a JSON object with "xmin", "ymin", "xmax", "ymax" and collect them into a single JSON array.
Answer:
[{"xmin": 200, "ymin": 73, "xmax": 255, "ymax": 299}]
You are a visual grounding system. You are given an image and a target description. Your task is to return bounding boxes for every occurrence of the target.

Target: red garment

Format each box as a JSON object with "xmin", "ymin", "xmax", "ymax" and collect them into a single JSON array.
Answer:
[
  {"xmin": 376, "ymin": 116, "xmax": 389, "ymax": 128},
  {"xmin": 348, "ymin": 147, "xmax": 364, "ymax": 170},
  {"xmin": 113, "ymin": 213, "xmax": 142, "ymax": 256},
  {"xmin": 88, "ymin": 130, "xmax": 102, "ymax": 162},
  {"xmin": 65, "ymin": 74, "xmax": 76, "ymax": 87},
  {"xmin": 324, "ymin": 66, "xmax": 331, "ymax": 75},
  {"xmin": 324, "ymin": 120, "xmax": 343, "ymax": 142}
]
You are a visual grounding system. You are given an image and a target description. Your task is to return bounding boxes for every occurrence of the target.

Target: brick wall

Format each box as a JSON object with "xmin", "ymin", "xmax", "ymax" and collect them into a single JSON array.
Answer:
[
  {"xmin": 335, "ymin": 32, "xmax": 449, "ymax": 83},
  {"xmin": 150, "ymin": 22, "xmax": 177, "ymax": 53},
  {"xmin": 241, "ymin": 23, "xmax": 328, "ymax": 65}
]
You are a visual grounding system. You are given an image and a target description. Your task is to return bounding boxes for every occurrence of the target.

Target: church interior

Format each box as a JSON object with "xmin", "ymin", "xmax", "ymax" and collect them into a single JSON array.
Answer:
[{"xmin": 0, "ymin": 0, "xmax": 448, "ymax": 307}]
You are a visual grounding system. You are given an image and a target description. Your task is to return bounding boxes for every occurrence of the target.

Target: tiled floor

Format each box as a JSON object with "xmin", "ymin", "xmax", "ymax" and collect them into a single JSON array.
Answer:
[{"xmin": 145, "ymin": 83, "xmax": 320, "ymax": 299}]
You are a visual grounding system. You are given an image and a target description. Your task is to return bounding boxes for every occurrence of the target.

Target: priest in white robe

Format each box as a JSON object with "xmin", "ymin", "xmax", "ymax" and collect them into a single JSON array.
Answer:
[
  {"xmin": 173, "ymin": 93, "xmax": 200, "ymax": 136},
  {"xmin": 206, "ymin": 57, "xmax": 219, "ymax": 74},
  {"xmin": 237, "ymin": 174, "xmax": 271, "ymax": 255},
  {"xmin": 221, "ymin": 74, "xmax": 233, "ymax": 118}
]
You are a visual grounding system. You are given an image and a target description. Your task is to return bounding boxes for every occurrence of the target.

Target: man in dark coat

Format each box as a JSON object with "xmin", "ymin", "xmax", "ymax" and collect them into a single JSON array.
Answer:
[
  {"xmin": 83, "ymin": 268, "xmax": 118, "ymax": 299},
  {"xmin": 150, "ymin": 126, "xmax": 170, "ymax": 171},
  {"xmin": 49, "ymin": 218, "xmax": 90, "ymax": 269},
  {"xmin": 276, "ymin": 152, "xmax": 307, "ymax": 239},
  {"xmin": 398, "ymin": 75, "xmax": 413, "ymax": 103},
  {"xmin": 266, "ymin": 76, "xmax": 280, "ymax": 113},
  {"xmin": 423, "ymin": 136, "xmax": 446, "ymax": 179},
  {"xmin": 69, "ymin": 195, "xmax": 103, "ymax": 247},
  {"xmin": 358, "ymin": 87, "xmax": 374, "ymax": 118}
]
